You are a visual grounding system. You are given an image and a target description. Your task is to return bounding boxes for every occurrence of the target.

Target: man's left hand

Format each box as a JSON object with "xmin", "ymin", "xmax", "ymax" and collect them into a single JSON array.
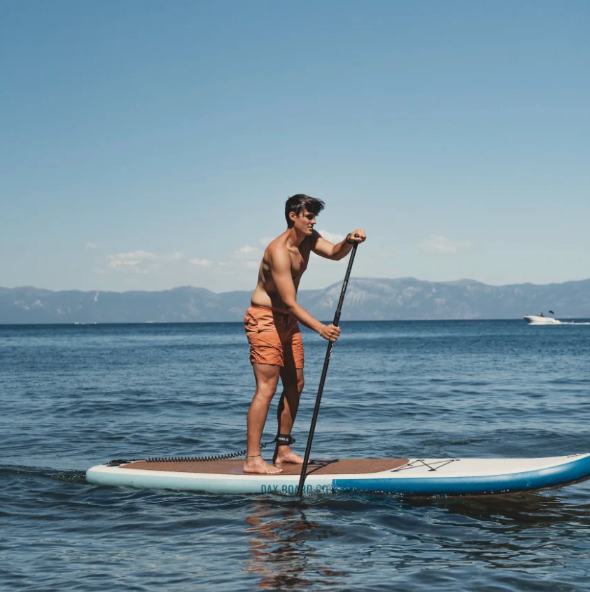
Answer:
[{"xmin": 347, "ymin": 229, "xmax": 367, "ymax": 244}]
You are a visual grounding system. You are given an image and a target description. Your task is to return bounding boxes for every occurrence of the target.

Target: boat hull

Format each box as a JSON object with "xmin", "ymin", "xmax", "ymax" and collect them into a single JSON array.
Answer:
[{"xmin": 524, "ymin": 315, "xmax": 561, "ymax": 325}]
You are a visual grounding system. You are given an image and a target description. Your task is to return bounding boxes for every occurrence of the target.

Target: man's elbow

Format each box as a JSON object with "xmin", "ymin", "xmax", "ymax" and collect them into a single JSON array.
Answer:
[
  {"xmin": 284, "ymin": 301, "xmax": 299, "ymax": 313},
  {"xmin": 322, "ymin": 247, "xmax": 340, "ymax": 261}
]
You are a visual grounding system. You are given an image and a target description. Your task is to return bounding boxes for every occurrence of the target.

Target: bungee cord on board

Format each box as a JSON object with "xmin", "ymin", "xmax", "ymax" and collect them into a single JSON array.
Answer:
[{"xmin": 106, "ymin": 435, "xmax": 296, "ymax": 466}]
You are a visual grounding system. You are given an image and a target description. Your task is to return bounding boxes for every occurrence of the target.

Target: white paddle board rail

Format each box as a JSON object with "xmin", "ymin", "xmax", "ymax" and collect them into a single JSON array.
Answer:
[{"xmin": 86, "ymin": 454, "xmax": 590, "ymax": 496}]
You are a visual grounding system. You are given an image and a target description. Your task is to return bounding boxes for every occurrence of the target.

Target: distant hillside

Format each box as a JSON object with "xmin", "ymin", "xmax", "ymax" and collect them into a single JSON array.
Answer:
[{"xmin": 1, "ymin": 278, "xmax": 589, "ymax": 323}]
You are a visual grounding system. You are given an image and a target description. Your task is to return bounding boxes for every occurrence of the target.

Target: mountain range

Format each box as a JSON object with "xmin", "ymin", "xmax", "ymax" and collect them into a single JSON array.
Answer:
[{"xmin": 1, "ymin": 277, "xmax": 589, "ymax": 323}]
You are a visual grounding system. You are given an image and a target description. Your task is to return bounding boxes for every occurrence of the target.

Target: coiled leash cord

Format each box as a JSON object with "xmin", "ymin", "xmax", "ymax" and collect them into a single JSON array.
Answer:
[{"xmin": 106, "ymin": 434, "xmax": 295, "ymax": 467}]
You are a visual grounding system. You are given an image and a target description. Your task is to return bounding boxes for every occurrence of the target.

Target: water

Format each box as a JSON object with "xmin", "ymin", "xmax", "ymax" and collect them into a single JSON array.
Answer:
[{"xmin": 1, "ymin": 320, "xmax": 590, "ymax": 591}]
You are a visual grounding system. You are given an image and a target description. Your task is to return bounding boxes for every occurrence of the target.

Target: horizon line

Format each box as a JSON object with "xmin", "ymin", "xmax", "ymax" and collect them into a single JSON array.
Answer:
[{"xmin": 2, "ymin": 275, "xmax": 590, "ymax": 295}]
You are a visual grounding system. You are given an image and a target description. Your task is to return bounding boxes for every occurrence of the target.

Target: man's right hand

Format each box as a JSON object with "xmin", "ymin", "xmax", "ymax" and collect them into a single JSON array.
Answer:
[{"xmin": 319, "ymin": 324, "xmax": 341, "ymax": 342}]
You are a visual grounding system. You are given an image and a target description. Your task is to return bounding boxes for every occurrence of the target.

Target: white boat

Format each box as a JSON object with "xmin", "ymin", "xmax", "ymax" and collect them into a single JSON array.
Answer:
[{"xmin": 524, "ymin": 315, "xmax": 561, "ymax": 325}]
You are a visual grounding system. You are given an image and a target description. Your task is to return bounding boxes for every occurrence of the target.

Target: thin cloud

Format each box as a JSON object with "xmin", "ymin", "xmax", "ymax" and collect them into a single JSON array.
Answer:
[
  {"xmin": 232, "ymin": 245, "xmax": 262, "ymax": 268},
  {"xmin": 209, "ymin": 244, "xmax": 262, "ymax": 273},
  {"xmin": 85, "ymin": 242, "xmax": 99, "ymax": 249},
  {"xmin": 189, "ymin": 258, "xmax": 213, "ymax": 267},
  {"xmin": 109, "ymin": 260, "xmax": 142, "ymax": 268},
  {"xmin": 235, "ymin": 245, "xmax": 259, "ymax": 254},
  {"xmin": 419, "ymin": 236, "xmax": 472, "ymax": 255},
  {"xmin": 106, "ymin": 250, "xmax": 185, "ymax": 274},
  {"xmin": 109, "ymin": 263, "xmax": 152, "ymax": 275},
  {"xmin": 318, "ymin": 229, "xmax": 345, "ymax": 244},
  {"xmin": 107, "ymin": 250, "xmax": 157, "ymax": 265}
]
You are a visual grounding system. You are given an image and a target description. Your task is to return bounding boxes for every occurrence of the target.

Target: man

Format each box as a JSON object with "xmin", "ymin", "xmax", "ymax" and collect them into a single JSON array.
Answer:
[{"xmin": 243, "ymin": 194, "xmax": 366, "ymax": 474}]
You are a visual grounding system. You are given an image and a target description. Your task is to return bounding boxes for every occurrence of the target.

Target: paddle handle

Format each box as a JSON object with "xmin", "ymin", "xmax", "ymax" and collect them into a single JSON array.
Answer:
[{"xmin": 297, "ymin": 242, "xmax": 358, "ymax": 496}]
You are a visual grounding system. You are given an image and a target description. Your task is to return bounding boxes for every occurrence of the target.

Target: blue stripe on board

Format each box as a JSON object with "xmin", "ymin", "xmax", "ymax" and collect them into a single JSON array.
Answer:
[{"xmin": 332, "ymin": 455, "xmax": 590, "ymax": 496}]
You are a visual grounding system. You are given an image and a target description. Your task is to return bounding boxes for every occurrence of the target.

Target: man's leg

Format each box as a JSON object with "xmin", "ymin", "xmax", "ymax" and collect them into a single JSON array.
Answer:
[
  {"xmin": 273, "ymin": 363, "xmax": 305, "ymax": 466},
  {"xmin": 244, "ymin": 363, "xmax": 282, "ymax": 475}
]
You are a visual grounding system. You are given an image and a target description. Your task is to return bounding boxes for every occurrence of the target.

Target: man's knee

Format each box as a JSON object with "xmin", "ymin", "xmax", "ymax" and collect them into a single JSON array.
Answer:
[
  {"xmin": 297, "ymin": 375, "xmax": 304, "ymax": 393},
  {"xmin": 256, "ymin": 379, "xmax": 278, "ymax": 398},
  {"xmin": 285, "ymin": 374, "xmax": 304, "ymax": 395}
]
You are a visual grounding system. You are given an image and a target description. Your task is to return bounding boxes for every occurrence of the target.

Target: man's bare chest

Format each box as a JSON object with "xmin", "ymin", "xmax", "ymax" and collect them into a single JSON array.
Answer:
[{"xmin": 288, "ymin": 247, "xmax": 309, "ymax": 277}]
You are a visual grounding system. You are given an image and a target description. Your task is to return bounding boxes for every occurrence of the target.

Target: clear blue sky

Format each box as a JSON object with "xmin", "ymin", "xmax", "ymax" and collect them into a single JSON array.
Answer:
[{"xmin": 1, "ymin": 0, "xmax": 589, "ymax": 293}]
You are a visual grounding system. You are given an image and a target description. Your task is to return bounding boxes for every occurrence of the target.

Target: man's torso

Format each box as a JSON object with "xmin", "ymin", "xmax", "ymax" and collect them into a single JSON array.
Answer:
[{"xmin": 250, "ymin": 233, "xmax": 311, "ymax": 313}]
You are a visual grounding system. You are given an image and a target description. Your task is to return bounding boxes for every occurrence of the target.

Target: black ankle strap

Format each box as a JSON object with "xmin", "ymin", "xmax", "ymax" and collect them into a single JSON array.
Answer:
[{"xmin": 275, "ymin": 434, "xmax": 296, "ymax": 446}]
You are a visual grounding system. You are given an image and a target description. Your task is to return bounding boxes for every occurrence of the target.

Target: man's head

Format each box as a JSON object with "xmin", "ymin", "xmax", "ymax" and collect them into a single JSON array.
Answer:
[{"xmin": 285, "ymin": 194, "xmax": 325, "ymax": 231}]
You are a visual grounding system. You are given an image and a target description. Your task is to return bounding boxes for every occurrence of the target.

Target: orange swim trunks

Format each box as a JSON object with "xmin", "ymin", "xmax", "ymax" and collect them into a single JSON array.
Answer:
[{"xmin": 244, "ymin": 305, "xmax": 304, "ymax": 368}]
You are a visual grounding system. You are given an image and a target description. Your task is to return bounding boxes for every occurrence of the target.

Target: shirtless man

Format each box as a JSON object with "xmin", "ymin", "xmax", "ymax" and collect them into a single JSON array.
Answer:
[{"xmin": 243, "ymin": 194, "xmax": 366, "ymax": 474}]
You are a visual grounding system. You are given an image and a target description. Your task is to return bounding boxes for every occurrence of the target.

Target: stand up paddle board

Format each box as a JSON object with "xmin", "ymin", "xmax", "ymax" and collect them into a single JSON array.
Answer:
[{"xmin": 86, "ymin": 453, "xmax": 590, "ymax": 496}]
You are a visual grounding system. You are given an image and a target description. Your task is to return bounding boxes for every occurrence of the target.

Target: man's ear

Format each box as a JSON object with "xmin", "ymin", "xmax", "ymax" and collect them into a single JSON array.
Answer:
[{"xmin": 289, "ymin": 211, "xmax": 298, "ymax": 223}]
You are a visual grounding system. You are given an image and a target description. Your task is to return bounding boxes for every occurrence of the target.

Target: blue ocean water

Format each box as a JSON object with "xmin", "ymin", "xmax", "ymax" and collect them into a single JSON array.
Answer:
[{"xmin": 1, "ymin": 320, "xmax": 590, "ymax": 591}]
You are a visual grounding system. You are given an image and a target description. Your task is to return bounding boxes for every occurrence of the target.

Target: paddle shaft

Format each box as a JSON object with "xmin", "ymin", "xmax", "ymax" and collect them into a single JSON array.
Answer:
[{"xmin": 297, "ymin": 242, "xmax": 358, "ymax": 496}]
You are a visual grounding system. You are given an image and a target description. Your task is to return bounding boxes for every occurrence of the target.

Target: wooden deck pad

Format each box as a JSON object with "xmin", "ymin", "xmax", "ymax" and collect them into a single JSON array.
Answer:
[{"xmin": 122, "ymin": 458, "xmax": 409, "ymax": 476}]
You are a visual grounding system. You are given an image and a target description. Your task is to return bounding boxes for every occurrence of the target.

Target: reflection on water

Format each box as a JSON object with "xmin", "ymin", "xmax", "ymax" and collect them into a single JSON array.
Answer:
[
  {"xmin": 241, "ymin": 491, "xmax": 590, "ymax": 590},
  {"xmin": 244, "ymin": 500, "xmax": 347, "ymax": 590},
  {"xmin": 406, "ymin": 490, "xmax": 590, "ymax": 528},
  {"xmin": 400, "ymin": 491, "xmax": 590, "ymax": 572}
]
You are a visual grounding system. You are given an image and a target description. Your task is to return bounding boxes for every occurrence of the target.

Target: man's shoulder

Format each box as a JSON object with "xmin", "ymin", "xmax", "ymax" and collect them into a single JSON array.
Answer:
[
  {"xmin": 266, "ymin": 234, "xmax": 288, "ymax": 254},
  {"xmin": 265, "ymin": 236, "xmax": 294, "ymax": 268}
]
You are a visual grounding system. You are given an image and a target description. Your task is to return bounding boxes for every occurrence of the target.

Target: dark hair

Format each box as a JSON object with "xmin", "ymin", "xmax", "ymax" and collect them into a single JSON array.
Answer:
[{"xmin": 285, "ymin": 194, "xmax": 325, "ymax": 228}]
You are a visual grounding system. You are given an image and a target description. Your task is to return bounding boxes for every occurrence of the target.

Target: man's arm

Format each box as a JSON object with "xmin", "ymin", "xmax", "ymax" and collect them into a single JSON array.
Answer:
[
  {"xmin": 270, "ymin": 247, "xmax": 340, "ymax": 341},
  {"xmin": 311, "ymin": 229, "xmax": 366, "ymax": 261}
]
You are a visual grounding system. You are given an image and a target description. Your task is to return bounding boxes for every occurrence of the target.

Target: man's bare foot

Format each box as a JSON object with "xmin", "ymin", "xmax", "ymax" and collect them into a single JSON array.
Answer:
[
  {"xmin": 274, "ymin": 449, "xmax": 304, "ymax": 466},
  {"xmin": 243, "ymin": 456, "xmax": 283, "ymax": 475}
]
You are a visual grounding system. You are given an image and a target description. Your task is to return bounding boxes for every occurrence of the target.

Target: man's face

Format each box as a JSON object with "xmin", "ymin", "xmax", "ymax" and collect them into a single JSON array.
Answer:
[{"xmin": 291, "ymin": 209, "xmax": 316, "ymax": 235}]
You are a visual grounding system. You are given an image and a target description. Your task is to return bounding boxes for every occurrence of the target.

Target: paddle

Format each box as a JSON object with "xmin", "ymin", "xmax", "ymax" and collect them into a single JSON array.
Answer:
[{"xmin": 297, "ymin": 239, "xmax": 360, "ymax": 497}]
